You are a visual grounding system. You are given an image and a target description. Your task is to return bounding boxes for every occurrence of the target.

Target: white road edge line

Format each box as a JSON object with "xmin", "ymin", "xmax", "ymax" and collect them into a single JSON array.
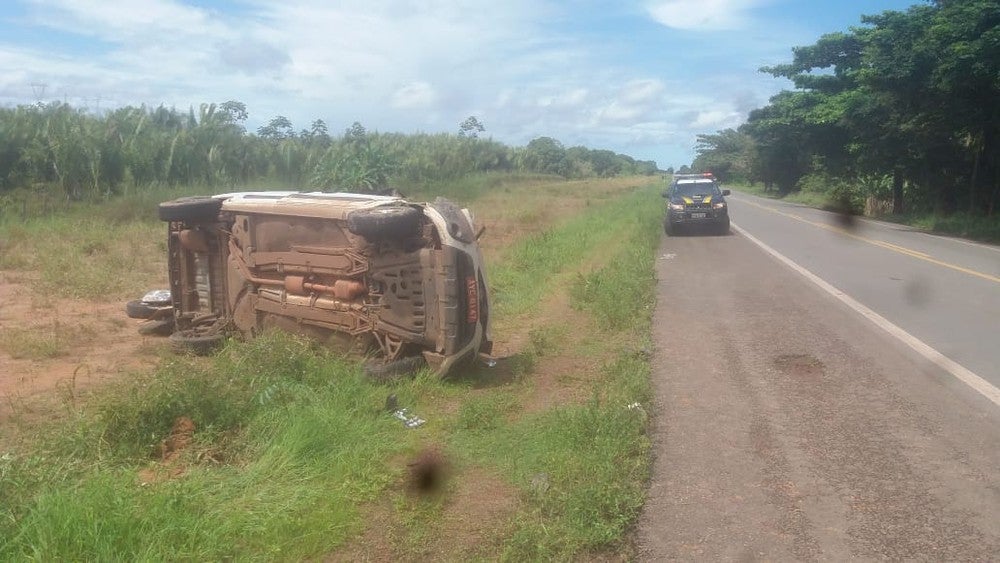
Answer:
[{"xmin": 732, "ymin": 222, "xmax": 1000, "ymax": 408}]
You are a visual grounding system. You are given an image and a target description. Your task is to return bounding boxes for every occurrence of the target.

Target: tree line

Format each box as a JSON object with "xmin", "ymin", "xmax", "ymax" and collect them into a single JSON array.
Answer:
[
  {"xmin": 0, "ymin": 100, "xmax": 658, "ymax": 202},
  {"xmin": 692, "ymin": 0, "xmax": 999, "ymax": 216}
]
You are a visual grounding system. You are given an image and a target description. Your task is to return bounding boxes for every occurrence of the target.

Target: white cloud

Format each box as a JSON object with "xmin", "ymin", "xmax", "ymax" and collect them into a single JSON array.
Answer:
[
  {"xmin": 595, "ymin": 79, "xmax": 666, "ymax": 125},
  {"xmin": 24, "ymin": 0, "xmax": 222, "ymax": 40},
  {"xmin": 691, "ymin": 108, "xmax": 742, "ymax": 129},
  {"xmin": 0, "ymin": 0, "xmax": 805, "ymax": 166},
  {"xmin": 620, "ymin": 79, "xmax": 665, "ymax": 104},
  {"xmin": 538, "ymin": 88, "xmax": 589, "ymax": 109},
  {"xmin": 391, "ymin": 81, "xmax": 437, "ymax": 109},
  {"xmin": 645, "ymin": 0, "xmax": 771, "ymax": 31}
]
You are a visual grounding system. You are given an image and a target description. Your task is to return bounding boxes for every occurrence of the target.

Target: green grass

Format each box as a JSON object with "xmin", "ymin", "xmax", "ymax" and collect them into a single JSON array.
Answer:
[
  {"xmin": 400, "ymin": 172, "xmax": 561, "ymax": 203},
  {"xmin": 489, "ymin": 181, "xmax": 661, "ymax": 318},
  {"xmin": 0, "ymin": 217, "xmax": 165, "ymax": 299},
  {"xmin": 0, "ymin": 332, "xmax": 415, "ymax": 560},
  {"xmin": 452, "ymin": 356, "xmax": 653, "ymax": 560},
  {"xmin": 0, "ymin": 184, "xmax": 230, "ymax": 226},
  {"xmin": 447, "ymin": 184, "xmax": 662, "ymax": 559},
  {"xmin": 0, "ymin": 322, "xmax": 95, "ymax": 360},
  {"xmin": 888, "ymin": 212, "xmax": 1000, "ymax": 244},
  {"xmin": 570, "ymin": 218, "xmax": 661, "ymax": 332},
  {"xmin": 0, "ymin": 186, "xmax": 213, "ymax": 299},
  {"xmin": 1, "ymin": 176, "xmax": 666, "ymax": 560},
  {"xmin": 735, "ymin": 182, "xmax": 831, "ymax": 208}
]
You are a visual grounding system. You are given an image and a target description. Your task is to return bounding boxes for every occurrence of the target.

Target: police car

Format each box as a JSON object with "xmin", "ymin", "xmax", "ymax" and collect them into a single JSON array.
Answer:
[{"xmin": 662, "ymin": 173, "xmax": 731, "ymax": 235}]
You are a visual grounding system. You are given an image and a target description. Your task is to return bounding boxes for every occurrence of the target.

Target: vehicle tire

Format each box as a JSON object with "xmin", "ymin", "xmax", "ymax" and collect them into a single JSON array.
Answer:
[
  {"xmin": 717, "ymin": 218, "xmax": 730, "ymax": 235},
  {"xmin": 347, "ymin": 206, "xmax": 422, "ymax": 240},
  {"xmin": 169, "ymin": 329, "xmax": 225, "ymax": 356},
  {"xmin": 125, "ymin": 299, "xmax": 157, "ymax": 319},
  {"xmin": 137, "ymin": 318, "xmax": 175, "ymax": 336},
  {"xmin": 158, "ymin": 196, "xmax": 223, "ymax": 223},
  {"xmin": 363, "ymin": 355, "xmax": 426, "ymax": 383},
  {"xmin": 665, "ymin": 221, "xmax": 679, "ymax": 236}
]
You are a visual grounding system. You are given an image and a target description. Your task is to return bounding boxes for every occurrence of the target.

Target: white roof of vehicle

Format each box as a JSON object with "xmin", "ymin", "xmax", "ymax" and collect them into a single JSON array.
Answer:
[
  {"xmin": 676, "ymin": 178, "xmax": 716, "ymax": 184},
  {"xmin": 215, "ymin": 191, "xmax": 400, "ymax": 203},
  {"xmin": 216, "ymin": 191, "xmax": 407, "ymax": 219}
]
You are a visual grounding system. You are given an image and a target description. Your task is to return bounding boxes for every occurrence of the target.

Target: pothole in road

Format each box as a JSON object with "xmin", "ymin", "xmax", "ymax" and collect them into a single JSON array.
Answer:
[{"xmin": 773, "ymin": 354, "xmax": 825, "ymax": 378}]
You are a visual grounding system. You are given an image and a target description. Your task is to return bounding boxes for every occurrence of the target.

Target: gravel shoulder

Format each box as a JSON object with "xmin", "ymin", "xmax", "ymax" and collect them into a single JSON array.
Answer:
[{"xmin": 637, "ymin": 228, "xmax": 1000, "ymax": 560}]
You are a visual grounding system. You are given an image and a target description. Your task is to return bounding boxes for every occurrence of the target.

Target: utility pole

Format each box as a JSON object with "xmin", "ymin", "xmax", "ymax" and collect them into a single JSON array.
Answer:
[{"xmin": 30, "ymin": 82, "xmax": 47, "ymax": 103}]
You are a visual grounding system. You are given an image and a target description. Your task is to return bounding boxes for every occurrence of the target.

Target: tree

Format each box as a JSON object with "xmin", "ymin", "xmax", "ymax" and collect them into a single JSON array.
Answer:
[
  {"xmin": 219, "ymin": 100, "xmax": 248, "ymax": 124},
  {"xmin": 691, "ymin": 129, "xmax": 755, "ymax": 183},
  {"xmin": 258, "ymin": 116, "xmax": 294, "ymax": 140},
  {"xmin": 458, "ymin": 116, "xmax": 485, "ymax": 138},
  {"xmin": 736, "ymin": 1, "xmax": 1000, "ymax": 214},
  {"xmin": 300, "ymin": 119, "xmax": 331, "ymax": 148},
  {"xmin": 345, "ymin": 122, "xmax": 367, "ymax": 143},
  {"xmin": 521, "ymin": 137, "xmax": 569, "ymax": 176}
]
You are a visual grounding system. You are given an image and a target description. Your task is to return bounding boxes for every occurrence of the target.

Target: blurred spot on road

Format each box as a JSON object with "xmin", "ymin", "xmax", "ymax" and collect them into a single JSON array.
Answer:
[{"xmin": 904, "ymin": 276, "xmax": 932, "ymax": 308}]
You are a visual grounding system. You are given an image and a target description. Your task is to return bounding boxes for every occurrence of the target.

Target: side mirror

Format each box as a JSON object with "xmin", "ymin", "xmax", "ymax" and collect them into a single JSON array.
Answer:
[
  {"xmin": 661, "ymin": 191, "xmax": 670, "ymax": 198},
  {"xmin": 722, "ymin": 189, "xmax": 731, "ymax": 196}
]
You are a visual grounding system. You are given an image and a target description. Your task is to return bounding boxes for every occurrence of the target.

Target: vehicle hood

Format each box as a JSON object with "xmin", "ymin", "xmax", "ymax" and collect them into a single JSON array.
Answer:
[{"xmin": 671, "ymin": 194, "xmax": 718, "ymax": 205}]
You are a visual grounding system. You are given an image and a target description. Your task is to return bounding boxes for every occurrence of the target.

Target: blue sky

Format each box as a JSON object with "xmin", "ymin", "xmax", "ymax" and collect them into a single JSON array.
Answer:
[{"xmin": 0, "ymin": 0, "xmax": 921, "ymax": 169}]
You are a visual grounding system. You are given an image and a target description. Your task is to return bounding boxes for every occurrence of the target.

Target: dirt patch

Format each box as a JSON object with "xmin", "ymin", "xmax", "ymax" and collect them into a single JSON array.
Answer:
[
  {"xmin": 138, "ymin": 415, "xmax": 196, "ymax": 485},
  {"xmin": 521, "ymin": 296, "xmax": 607, "ymax": 414},
  {"xmin": 331, "ymin": 463, "xmax": 519, "ymax": 562},
  {"xmin": 0, "ymin": 271, "xmax": 166, "ymax": 426},
  {"xmin": 159, "ymin": 415, "xmax": 196, "ymax": 462},
  {"xmin": 326, "ymin": 498, "xmax": 397, "ymax": 562},
  {"xmin": 432, "ymin": 466, "xmax": 519, "ymax": 560}
]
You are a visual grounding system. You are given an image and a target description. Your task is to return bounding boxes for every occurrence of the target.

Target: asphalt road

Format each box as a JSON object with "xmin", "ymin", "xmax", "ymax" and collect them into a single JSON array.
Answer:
[
  {"xmin": 637, "ymin": 201, "xmax": 1000, "ymax": 560},
  {"xmin": 727, "ymin": 191, "xmax": 1000, "ymax": 383}
]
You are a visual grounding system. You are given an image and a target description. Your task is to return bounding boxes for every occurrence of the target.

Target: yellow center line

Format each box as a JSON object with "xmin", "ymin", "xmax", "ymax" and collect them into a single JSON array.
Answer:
[
  {"xmin": 734, "ymin": 196, "xmax": 1000, "ymax": 285},
  {"xmin": 874, "ymin": 240, "xmax": 930, "ymax": 259}
]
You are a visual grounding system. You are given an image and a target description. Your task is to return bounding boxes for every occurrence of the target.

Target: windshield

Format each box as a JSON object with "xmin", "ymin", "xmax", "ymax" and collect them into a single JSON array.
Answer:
[{"xmin": 673, "ymin": 182, "xmax": 721, "ymax": 198}]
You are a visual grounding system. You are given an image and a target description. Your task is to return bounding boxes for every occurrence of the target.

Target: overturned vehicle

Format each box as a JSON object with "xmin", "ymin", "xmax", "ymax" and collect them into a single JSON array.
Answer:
[{"xmin": 151, "ymin": 191, "xmax": 493, "ymax": 377}]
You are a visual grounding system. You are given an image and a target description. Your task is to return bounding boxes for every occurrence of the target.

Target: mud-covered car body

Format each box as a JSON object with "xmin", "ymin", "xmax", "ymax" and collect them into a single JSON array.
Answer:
[
  {"xmin": 663, "ymin": 176, "xmax": 731, "ymax": 235},
  {"xmin": 158, "ymin": 191, "xmax": 492, "ymax": 376}
]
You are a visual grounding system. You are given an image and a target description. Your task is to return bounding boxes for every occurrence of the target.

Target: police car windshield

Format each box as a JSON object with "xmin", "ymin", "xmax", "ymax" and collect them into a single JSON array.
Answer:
[{"xmin": 674, "ymin": 182, "xmax": 721, "ymax": 197}]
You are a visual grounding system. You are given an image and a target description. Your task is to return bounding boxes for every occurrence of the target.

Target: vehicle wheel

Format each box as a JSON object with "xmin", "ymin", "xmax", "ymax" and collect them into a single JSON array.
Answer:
[
  {"xmin": 169, "ymin": 329, "xmax": 225, "ymax": 356},
  {"xmin": 137, "ymin": 318, "xmax": 175, "ymax": 336},
  {"xmin": 347, "ymin": 206, "xmax": 422, "ymax": 240},
  {"xmin": 363, "ymin": 355, "xmax": 426, "ymax": 383},
  {"xmin": 158, "ymin": 196, "xmax": 222, "ymax": 222},
  {"xmin": 125, "ymin": 299, "xmax": 157, "ymax": 319},
  {"xmin": 718, "ymin": 218, "xmax": 730, "ymax": 235}
]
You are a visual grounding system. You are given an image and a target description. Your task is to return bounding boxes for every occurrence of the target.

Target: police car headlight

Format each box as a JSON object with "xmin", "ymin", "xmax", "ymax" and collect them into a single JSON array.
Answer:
[
  {"xmin": 712, "ymin": 202, "xmax": 726, "ymax": 209},
  {"xmin": 668, "ymin": 203, "xmax": 685, "ymax": 211}
]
